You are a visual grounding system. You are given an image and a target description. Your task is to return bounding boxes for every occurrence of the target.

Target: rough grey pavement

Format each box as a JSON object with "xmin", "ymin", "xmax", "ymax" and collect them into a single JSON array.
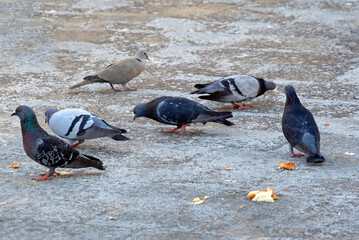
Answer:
[{"xmin": 1, "ymin": 0, "xmax": 359, "ymax": 239}]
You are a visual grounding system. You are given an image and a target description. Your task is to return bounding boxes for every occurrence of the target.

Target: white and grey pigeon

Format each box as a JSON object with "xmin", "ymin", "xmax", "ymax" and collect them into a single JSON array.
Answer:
[
  {"xmin": 282, "ymin": 85, "xmax": 325, "ymax": 163},
  {"xmin": 45, "ymin": 108, "xmax": 129, "ymax": 147},
  {"xmin": 12, "ymin": 106, "xmax": 105, "ymax": 181},
  {"xmin": 191, "ymin": 75, "xmax": 276, "ymax": 109},
  {"xmin": 133, "ymin": 96, "xmax": 234, "ymax": 133}
]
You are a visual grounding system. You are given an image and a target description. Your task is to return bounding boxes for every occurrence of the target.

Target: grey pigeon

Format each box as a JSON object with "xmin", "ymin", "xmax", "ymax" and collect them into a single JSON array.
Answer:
[
  {"xmin": 45, "ymin": 108, "xmax": 129, "ymax": 147},
  {"xmin": 282, "ymin": 86, "xmax": 325, "ymax": 163},
  {"xmin": 133, "ymin": 96, "xmax": 234, "ymax": 133},
  {"xmin": 69, "ymin": 49, "xmax": 150, "ymax": 91},
  {"xmin": 191, "ymin": 75, "xmax": 276, "ymax": 109},
  {"xmin": 12, "ymin": 106, "xmax": 105, "ymax": 181}
]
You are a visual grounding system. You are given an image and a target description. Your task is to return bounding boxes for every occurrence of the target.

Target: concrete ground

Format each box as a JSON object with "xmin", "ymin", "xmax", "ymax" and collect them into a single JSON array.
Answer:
[{"xmin": 1, "ymin": 0, "xmax": 358, "ymax": 239}]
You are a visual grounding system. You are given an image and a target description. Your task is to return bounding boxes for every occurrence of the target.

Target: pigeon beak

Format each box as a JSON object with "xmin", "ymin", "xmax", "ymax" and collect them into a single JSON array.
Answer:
[
  {"xmin": 273, "ymin": 87, "xmax": 277, "ymax": 92},
  {"xmin": 11, "ymin": 112, "xmax": 16, "ymax": 117},
  {"xmin": 145, "ymin": 53, "xmax": 152, "ymax": 61}
]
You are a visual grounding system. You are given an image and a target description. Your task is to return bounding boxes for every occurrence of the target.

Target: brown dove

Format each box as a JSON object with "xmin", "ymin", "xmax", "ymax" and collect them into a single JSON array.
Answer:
[{"xmin": 69, "ymin": 49, "xmax": 150, "ymax": 91}]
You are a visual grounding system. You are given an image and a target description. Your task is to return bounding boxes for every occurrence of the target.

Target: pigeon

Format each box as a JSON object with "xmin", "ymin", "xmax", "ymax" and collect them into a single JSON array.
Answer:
[
  {"xmin": 12, "ymin": 106, "xmax": 105, "ymax": 181},
  {"xmin": 44, "ymin": 108, "xmax": 129, "ymax": 147},
  {"xmin": 282, "ymin": 85, "xmax": 326, "ymax": 163},
  {"xmin": 191, "ymin": 75, "xmax": 276, "ymax": 109},
  {"xmin": 133, "ymin": 96, "xmax": 234, "ymax": 133},
  {"xmin": 69, "ymin": 49, "xmax": 150, "ymax": 91}
]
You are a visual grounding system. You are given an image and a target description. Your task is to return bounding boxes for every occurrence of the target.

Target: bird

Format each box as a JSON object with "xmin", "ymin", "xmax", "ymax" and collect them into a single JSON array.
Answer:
[
  {"xmin": 12, "ymin": 106, "xmax": 105, "ymax": 181},
  {"xmin": 282, "ymin": 85, "xmax": 326, "ymax": 163},
  {"xmin": 44, "ymin": 108, "xmax": 129, "ymax": 147},
  {"xmin": 69, "ymin": 49, "xmax": 150, "ymax": 91},
  {"xmin": 191, "ymin": 75, "xmax": 276, "ymax": 109},
  {"xmin": 133, "ymin": 96, "xmax": 234, "ymax": 133}
]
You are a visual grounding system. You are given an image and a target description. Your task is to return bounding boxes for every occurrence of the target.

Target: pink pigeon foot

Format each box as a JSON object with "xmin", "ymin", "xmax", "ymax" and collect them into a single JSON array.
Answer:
[{"xmin": 232, "ymin": 103, "xmax": 249, "ymax": 110}]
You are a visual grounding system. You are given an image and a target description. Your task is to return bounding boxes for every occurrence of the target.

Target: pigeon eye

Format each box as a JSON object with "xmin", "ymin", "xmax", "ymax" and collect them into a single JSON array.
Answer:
[{"xmin": 18, "ymin": 109, "xmax": 22, "ymax": 113}]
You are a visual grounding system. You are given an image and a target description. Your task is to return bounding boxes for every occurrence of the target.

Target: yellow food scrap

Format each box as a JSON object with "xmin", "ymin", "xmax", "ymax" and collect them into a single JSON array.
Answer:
[
  {"xmin": 323, "ymin": 123, "xmax": 329, "ymax": 126},
  {"xmin": 58, "ymin": 171, "xmax": 70, "ymax": 176},
  {"xmin": 225, "ymin": 168, "xmax": 231, "ymax": 170},
  {"xmin": 204, "ymin": 196, "xmax": 209, "ymax": 200},
  {"xmin": 248, "ymin": 187, "xmax": 279, "ymax": 202},
  {"xmin": 108, "ymin": 217, "xmax": 117, "ymax": 220},
  {"xmin": 277, "ymin": 162, "xmax": 296, "ymax": 170},
  {"xmin": 193, "ymin": 198, "xmax": 201, "ymax": 202},
  {"xmin": 101, "ymin": 110, "xmax": 105, "ymax": 114},
  {"xmin": 83, "ymin": 179, "xmax": 89, "ymax": 182},
  {"xmin": 10, "ymin": 164, "xmax": 19, "ymax": 168}
]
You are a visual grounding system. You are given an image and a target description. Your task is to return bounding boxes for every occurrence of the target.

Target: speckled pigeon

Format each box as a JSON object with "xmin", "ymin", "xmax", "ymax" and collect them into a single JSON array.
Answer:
[
  {"xmin": 133, "ymin": 96, "xmax": 234, "ymax": 133},
  {"xmin": 12, "ymin": 106, "xmax": 105, "ymax": 181},
  {"xmin": 191, "ymin": 75, "xmax": 276, "ymax": 109},
  {"xmin": 45, "ymin": 108, "xmax": 129, "ymax": 147},
  {"xmin": 282, "ymin": 86, "xmax": 325, "ymax": 163},
  {"xmin": 69, "ymin": 49, "xmax": 150, "ymax": 91}
]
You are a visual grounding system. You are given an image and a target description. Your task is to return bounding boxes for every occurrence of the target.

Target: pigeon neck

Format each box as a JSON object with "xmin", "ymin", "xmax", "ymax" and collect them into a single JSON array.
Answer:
[
  {"xmin": 255, "ymin": 77, "xmax": 266, "ymax": 97},
  {"xmin": 20, "ymin": 114, "xmax": 46, "ymax": 137},
  {"xmin": 135, "ymin": 58, "xmax": 143, "ymax": 62},
  {"xmin": 284, "ymin": 94, "xmax": 302, "ymax": 112}
]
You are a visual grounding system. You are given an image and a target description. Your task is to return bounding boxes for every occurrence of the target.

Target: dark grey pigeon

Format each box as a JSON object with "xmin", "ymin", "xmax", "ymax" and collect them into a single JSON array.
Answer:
[
  {"xmin": 44, "ymin": 108, "xmax": 129, "ymax": 147},
  {"xmin": 282, "ymin": 86, "xmax": 325, "ymax": 163},
  {"xmin": 191, "ymin": 75, "xmax": 276, "ymax": 109},
  {"xmin": 12, "ymin": 106, "xmax": 105, "ymax": 181},
  {"xmin": 133, "ymin": 96, "xmax": 234, "ymax": 133}
]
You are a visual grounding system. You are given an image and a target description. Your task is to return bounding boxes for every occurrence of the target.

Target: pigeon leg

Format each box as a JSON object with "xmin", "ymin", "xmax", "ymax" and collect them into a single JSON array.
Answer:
[
  {"xmin": 232, "ymin": 102, "xmax": 249, "ymax": 110},
  {"xmin": 289, "ymin": 145, "xmax": 304, "ymax": 157},
  {"xmin": 41, "ymin": 172, "xmax": 59, "ymax": 176},
  {"xmin": 179, "ymin": 124, "xmax": 190, "ymax": 133},
  {"xmin": 109, "ymin": 83, "xmax": 120, "ymax": 92},
  {"xmin": 33, "ymin": 168, "xmax": 57, "ymax": 181},
  {"xmin": 70, "ymin": 140, "xmax": 85, "ymax": 148}
]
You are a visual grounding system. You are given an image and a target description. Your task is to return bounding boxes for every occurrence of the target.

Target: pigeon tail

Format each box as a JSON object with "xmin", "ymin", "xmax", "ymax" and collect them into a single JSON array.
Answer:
[
  {"xmin": 69, "ymin": 75, "xmax": 106, "ymax": 89},
  {"xmin": 83, "ymin": 154, "xmax": 106, "ymax": 170},
  {"xmin": 191, "ymin": 83, "xmax": 211, "ymax": 93},
  {"xmin": 110, "ymin": 135, "xmax": 130, "ymax": 141},
  {"xmin": 306, "ymin": 154, "xmax": 326, "ymax": 163},
  {"xmin": 195, "ymin": 111, "xmax": 234, "ymax": 126},
  {"xmin": 215, "ymin": 119, "xmax": 235, "ymax": 126},
  {"xmin": 198, "ymin": 95, "xmax": 216, "ymax": 100},
  {"xmin": 66, "ymin": 154, "xmax": 106, "ymax": 170}
]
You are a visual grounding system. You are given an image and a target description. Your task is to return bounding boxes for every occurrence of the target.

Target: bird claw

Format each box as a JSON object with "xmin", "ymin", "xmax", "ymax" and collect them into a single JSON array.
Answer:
[
  {"xmin": 232, "ymin": 103, "xmax": 249, "ymax": 110},
  {"xmin": 32, "ymin": 174, "xmax": 52, "ymax": 181},
  {"xmin": 123, "ymin": 87, "xmax": 137, "ymax": 91},
  {"xmin": 163, "ymin": 128, "xmax": 180, "ymax": 133},
  {"xmin": 163, "ymin": 124, "xmax": 190, "ymax": 133}
]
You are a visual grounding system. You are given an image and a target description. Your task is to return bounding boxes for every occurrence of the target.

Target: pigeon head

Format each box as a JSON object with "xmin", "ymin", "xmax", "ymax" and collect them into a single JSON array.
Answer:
[
  {"xmin": 284, "ymin": 85, "xmax": 301, "ymax": 106},
  {"xmin": 133, "ymin": 103, "xmax": 147, "ymax": 120},
  {"xmin": 135, "ymin": 49, "xmax": 151, "ymax": 61},
  {"xmin": 264, "ymin": 80, "xmax": 276, "ymax": 91},
  {"xmin": 12, "ymin": 106, "xmax": 41, "ymax": 132},
  {"xmin": 44, "ymin": 107, "xmax": 59, "ymax": 124}
]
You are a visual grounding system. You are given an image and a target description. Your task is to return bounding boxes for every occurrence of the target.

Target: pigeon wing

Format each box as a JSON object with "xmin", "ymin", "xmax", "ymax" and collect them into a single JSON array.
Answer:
[
  {"xmin": 34, "ymin": 136, "xmax": 79, "ymax": 167},
  {"xmin": 156, "ymin": 98, "xmax": 204, "ymax": 125}
]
